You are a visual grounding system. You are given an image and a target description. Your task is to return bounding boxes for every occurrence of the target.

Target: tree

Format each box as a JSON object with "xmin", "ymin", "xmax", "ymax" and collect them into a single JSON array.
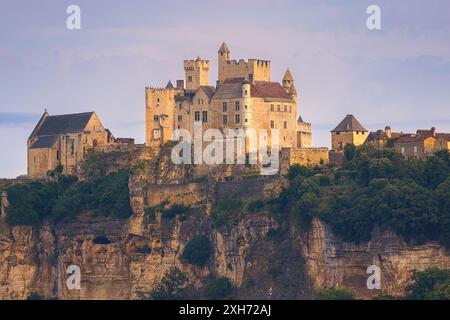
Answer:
[
  {"xmin": 320, "ymin": 288, "xmax": 355, "ymax": 300},
  {"xmin": 181, "ymin": 235, "xmax": 212, "ymax": 267},
  {"xmin": 148, "ymin": 267, "xmax": 188, "ymax": 300},
  {"xmin": 407, "ymin": 268, "xmax": 450, "ymax": 300},
  {"xmin": 203, "ymin": 277, "xmax": 232, "ymax": 299}
]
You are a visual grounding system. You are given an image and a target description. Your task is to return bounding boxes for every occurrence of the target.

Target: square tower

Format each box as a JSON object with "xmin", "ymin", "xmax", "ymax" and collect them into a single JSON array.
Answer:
[{"xmin": 184, "ymin": 57, "xmax": 210, "ymax": 91}]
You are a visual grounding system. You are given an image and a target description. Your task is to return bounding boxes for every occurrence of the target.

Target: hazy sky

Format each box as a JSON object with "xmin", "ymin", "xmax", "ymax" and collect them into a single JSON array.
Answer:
[{"xmin": 1, "ymin": 0, "xmax": 450, "ymax": 177}]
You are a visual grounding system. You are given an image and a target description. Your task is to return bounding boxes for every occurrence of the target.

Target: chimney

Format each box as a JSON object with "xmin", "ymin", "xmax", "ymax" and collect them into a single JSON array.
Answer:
[
  {"xmin": 385, "ymin": 126, "xmax": 392, "ymax": 139},
  {"xmin": 176, "ymin": 80, "xmax": 184, "ymax": 90}
]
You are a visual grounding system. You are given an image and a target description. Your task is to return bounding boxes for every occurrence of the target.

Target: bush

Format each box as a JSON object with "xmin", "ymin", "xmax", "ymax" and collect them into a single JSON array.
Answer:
[
  {"xmin": 246, "ymin": 199, "xmax": 265, "ymax": 213},
  {"xmin": 211, "ymin": 198, "xmax": 243, "ymax": 228},
  {"xmin": 181, "ymin": 235, "xmax": 211, "ymax": 267},
  {"xmin": 6, "ymin": 170, "xmax": 133, "ymax": 225},
  {"xmin": 27, "ymin": 292, "xmax": 43, "ymax": 300},
  {"xmin": 147, "ymin": 267, "xmax": 188, "ymax": 300},
  {"xmin": 203, "ymin": 277, "xmax": 232, "ymax": 299},
  {"xmin": 407, "ymin": 268, "xmax": 450, "ymax": 300},
  {"xmin": 319, "ymin": 288, "xmax": 355, "ymax": 300}
]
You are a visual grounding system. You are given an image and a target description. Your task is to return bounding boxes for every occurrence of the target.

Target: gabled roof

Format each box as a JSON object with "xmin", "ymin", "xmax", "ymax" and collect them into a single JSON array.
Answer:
[
  {"xmin": 32, "ymin": 112, "xmax": 94, "ymax": 137},
  {"xmin": 30, "ymin": 135, "xmax": 58, "ymax": 149},
  {"xmin": 331, "ymin": 115, "xmax": 368, "ymax": 133}
]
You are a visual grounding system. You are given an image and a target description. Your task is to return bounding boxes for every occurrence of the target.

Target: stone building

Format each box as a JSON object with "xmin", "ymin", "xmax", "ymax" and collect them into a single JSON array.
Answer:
[
  {"xmin": 145, "ymin": 42, "xmax": 312, "ymax": 153},
  {"xmin": 331, "ymin": 114, "xmax": 368, "ymax": 151},
  {"xmin": 394, "ymin": 128, "xmax": 450, "ymax": 160},
  {"xmin": 27, "ymin": 111, "xmax": 116, "ymax": 179},
  {"xmin": 365, "ymin": 126, "xmax": 407, "ymax": 149}
]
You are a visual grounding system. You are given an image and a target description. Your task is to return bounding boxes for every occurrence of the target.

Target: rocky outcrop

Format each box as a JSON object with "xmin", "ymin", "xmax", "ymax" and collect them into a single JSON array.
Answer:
[{"xmin": 301, "ymin": 219, "xmax": 450, "ymax": 298}]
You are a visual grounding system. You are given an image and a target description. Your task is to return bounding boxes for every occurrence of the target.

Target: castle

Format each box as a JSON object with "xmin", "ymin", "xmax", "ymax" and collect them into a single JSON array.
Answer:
[{"xmin": 145, "ymin": 42, "xmax": 312, "ymax": 153}]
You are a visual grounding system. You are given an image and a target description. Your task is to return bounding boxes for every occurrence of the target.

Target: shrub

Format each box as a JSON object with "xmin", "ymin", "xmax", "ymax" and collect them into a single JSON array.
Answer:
[
  {"xmin": 407, "ymin": 268, "xmax": 450, "ymax": 300},
  {"xmin": 319, "ymin": 288, "xmax": 355, "ymax": 300},
  {"xmin": 211, "ymin": 198, "xmax": 243, "ymax": 228},
  {"xmin": 203, "ymin": 277, "xmax": 232, "ymax": 300},
  {"xmin": 6, "ymin": 170, "xmax": 132, "ymax": 225},
  {"xmin": 246, "ymin": 199, "xmax": 265, "ymax": 213},
  {"xmin": 181, "ymin": 235, "xmax": 211, "ymax": 267},
  {"xmin": 147, "ymin": 267, "xmax": 188, "ymax": 300},
  {"xmin": 27, "ymin": 292, "xmax": 43, "ymax": 300}
]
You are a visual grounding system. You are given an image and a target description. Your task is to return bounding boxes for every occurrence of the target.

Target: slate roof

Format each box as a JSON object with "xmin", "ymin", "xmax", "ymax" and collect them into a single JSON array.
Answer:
[
  {"xmin": 33, "ymin": 112, "xmax": 94, "ymax": 136},
  {"xmin": 331, "ymin": 115, "xmax": 368, "ymax": 133},
  {"xmin": 199, "ymin": 86, "xmax": 216, "ymax": 99},
  {"xmin": 30, "ymin": 135, "xmax": 58, "ymax": 149}
]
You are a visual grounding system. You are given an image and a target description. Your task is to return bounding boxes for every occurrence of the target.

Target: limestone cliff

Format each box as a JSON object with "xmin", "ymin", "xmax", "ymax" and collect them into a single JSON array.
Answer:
[{"xmin": 1, "ymin": 151, "xmax": 450, "ymax": 300}]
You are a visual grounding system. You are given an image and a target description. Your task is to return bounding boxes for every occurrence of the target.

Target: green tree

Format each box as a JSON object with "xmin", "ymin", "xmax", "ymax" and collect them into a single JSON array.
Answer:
[
  {"xmin": 203, "ymin": 277, "xmax": 232, "ymax": 300},
  {"xmin": 320, "ymin": 288, "xmax": 355, "ymax": 300},
  {"xmin": 407, "ymin": 268, "xmax": 450, "ymax": 300},
  {"xmin": 181, "ymin": 235, "xmax": 212, "ymax": 267},
  {"xmin": 148, "ymin": 267, "xmax": 188, "ymax": 300}
]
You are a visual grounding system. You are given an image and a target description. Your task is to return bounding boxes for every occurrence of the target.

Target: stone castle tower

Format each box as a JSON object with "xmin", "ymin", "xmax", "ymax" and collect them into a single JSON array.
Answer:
[{"xmin": 145, "ymin": 42, "xmax": 312, "ymax": 150}]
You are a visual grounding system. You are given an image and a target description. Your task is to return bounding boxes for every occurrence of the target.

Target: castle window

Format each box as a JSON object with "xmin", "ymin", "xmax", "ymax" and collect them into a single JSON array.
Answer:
[
  {"xmin": 57, "ymin": 150, "xmax": 60, "ymax": 161},
  {"xmin": 194, "ymin": 111, "xmax": 200, "ymax": 122},
  {"xmin": 202, "ymin": 111, "xmax": 208, "ymax": 123},
  {"xmin": 223, "ymin": 102, "xmax": 227, "ymax": 112},
  {"xmin": 178, "ymin": 115, "xmax": 182, "ymax": 122},
  {"xmin": 245, "ymin": 105, "xmax": 248, "ymax": 110},
  {"xmin": 188, "ymin": 76, "xmax": 192, "ymax": 82},
  {"xmin": 414, "ymin": 146, "xmax": 418, "ymax": 153},
  {"xmin": 198, "ymin": 99, "xmax": 200, "ymax": 105},
  {"xmin": 157, "ymin": 98, "xmax": 160, "ymax": 102},
  {"xmin": 284, "ymin": 121, "xmax": 287, "ymax": 129},
  {"xmin": 401, "ymin": 147, "xmax": 405, "ymax": 154},
  {"xmin": 270, "ymin": 105, "xmax": 274, "ymax": 112},
  {"xmin": 223, "ymin": 115, "xmax": 228, "ymax": 125},
  {"xmin": 270, "ymin": 120, "xmax": 275, "ymax": 129},
  {"xmin": 245, "ymin": 118, "xmax": 248, "ymax": 123},
  {"xmin": 289, "ymin": 106, "xmax": 292, "ymax": 113},
  {"xmin": 277, "ymin": 105, "xmax": 280, "ymax": 112},
  {"xmin": 235, "ymin": 114, "xmax": 240, "ymax": 124},
  {"xmin": 284, "ymin": 105, "xmax": 287, "ymax": 112},
  {"xmin": 71, "ymin": 141, "xmax": 75, "ymax": 155},
  {"xmin": 154, "ymin": 115, "xmax": 159, "ymax": 122},
  {"xmin": 235, "ymin": 101, "xmax": 240, "ymax": 111},
  {"xmin": 244, "ymin": 90, "xmax": 248, "ymax": 95}
]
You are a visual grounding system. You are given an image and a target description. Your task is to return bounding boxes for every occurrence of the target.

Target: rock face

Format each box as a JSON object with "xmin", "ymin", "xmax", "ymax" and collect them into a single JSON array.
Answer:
[
  {"xmin": 301, "ymin": 219, "xmax": 450, "ymax": 298},
  {"xmin": 1, "ymin": 152, "xmax": 450, "ymax": 300}
]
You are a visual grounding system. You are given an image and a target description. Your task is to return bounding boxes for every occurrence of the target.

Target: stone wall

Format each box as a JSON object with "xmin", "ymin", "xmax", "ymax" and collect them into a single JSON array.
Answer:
[{"xmin": 280, "ymin": 147, "xmax": 329, "ymax": 174}]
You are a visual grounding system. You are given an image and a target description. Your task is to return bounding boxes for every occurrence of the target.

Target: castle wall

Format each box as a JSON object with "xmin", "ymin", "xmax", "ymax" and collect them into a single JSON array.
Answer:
[
  {"xmin": 280, "ymin": 147, "xmax": 329, "ymax": 174},
  {"xmin": 218, "ymin": 58, "xmax": 271, "ymax": 83}
]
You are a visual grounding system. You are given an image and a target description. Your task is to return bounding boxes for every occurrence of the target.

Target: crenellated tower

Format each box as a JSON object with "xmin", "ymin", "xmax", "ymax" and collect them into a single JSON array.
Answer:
[{"xmin": 184, "ymin": 57, "xmax": 210, "ymax": 91}]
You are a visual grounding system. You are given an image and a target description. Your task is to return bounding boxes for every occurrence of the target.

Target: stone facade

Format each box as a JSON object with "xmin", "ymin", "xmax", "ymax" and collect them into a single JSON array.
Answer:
[
  {"xmin": 145, "ymin": 42, "xmax": 312, "ymax": 154},
  {"xmin": 280, "ymin": 147, "xmax": 329, "ymax": 175},
  {"xmin": 331, "ymin": 115, "xmax": 368, "ymax": 151},
  {"xmin": 27, "ymin": 112, "xmax": 116, "ymax": 179}
]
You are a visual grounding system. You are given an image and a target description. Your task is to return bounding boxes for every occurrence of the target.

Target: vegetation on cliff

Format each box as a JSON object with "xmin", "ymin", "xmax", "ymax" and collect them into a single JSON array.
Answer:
[
  {"xmin": 280, "ymin": 146, "xmax": 450, "ymax": 247},
  {"xmin": 182, "ymin": 235, "xmax": 212, "ymax": 267},
  {"xmin": 6, "ymin": 169, "xmax": 132, "ymax": 225}
]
